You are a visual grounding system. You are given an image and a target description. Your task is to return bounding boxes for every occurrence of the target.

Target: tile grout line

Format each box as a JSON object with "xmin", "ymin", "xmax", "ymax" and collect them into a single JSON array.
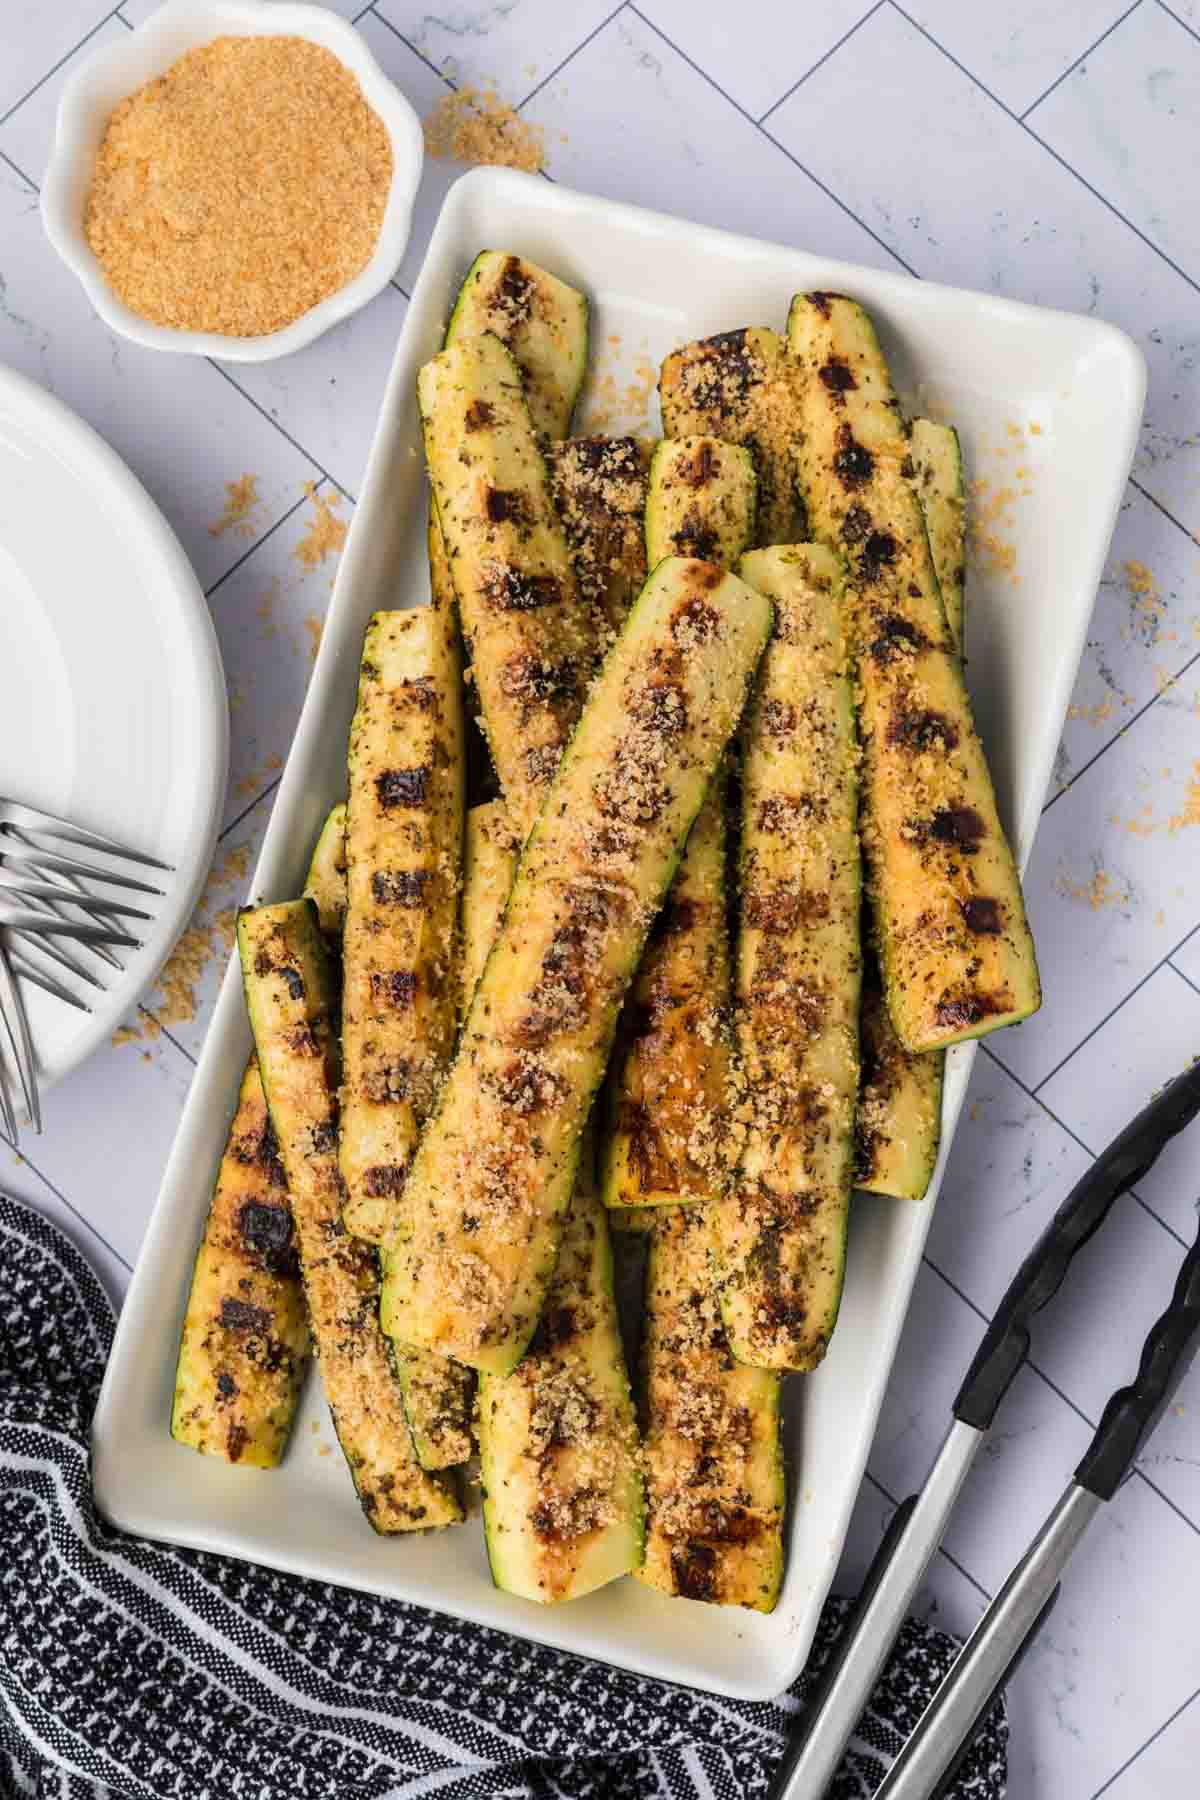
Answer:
[
  {"xmin": 1090, "ymin": 1684, "xmax": 1199, "ymax": 1797},
  {"xmin": 369, "ymin": 12, "xmax": 457, "ymax": 93},
  {"xmin": 518, "ymin": 1, "xmax": 629, "ymax": 111},
  {"xmin": 1041, "ymin": 642, "xmax": 1200, "ymax": 816},
  {"xmin": 1130, "ymin": 475, "xmax": 1200, "ymax": 548},
  {"xmin": 888, "ymin": 0, "xmax": 1200, "ymax": 302},
  {"xmin": 0, "ymin": 143, "xmax": 34, "ymax": 189},
  {"xmin": 1169, "ymin": 957, "xmax": 1200, "ymax": 998},
  {"xmin": 220, "ymin": 777, "xmax": 283, "ymax": 847},
  {"xmin": 862, "ymin": 1469, "xmax": 994, "ymax": 1603},
  {"xmin": 1019, "ymin": 0, "xmax": 1145, "ymax": 120},
  {"xmin": 1027, "ymin": 950, "xmax": 1200, "ymax": 1100},
  {"xmin": 0, "ymin": 3, "xmax": 127, "ymax": 129},
  {"xmin": 203, "ymin": 484, "xmax": 319, "ymax": 604},
  {"xmin": 0, "ymin": 1146, "xmax": 132, "ymax": 1273},
  {"xmin": 1158, "ymin": 0, "xmax": 1200, "ymax": 49},
  {"xmin": 625, "ymin": 2, "xmax": 922, "ymax": 279},
  {"xmin": 981, "ymin": 1042, "xmax": 1193, "ymax": 1250},
  {"xmin": 758, "ymin": 0, "xmax": 886, "ymax": 123}
]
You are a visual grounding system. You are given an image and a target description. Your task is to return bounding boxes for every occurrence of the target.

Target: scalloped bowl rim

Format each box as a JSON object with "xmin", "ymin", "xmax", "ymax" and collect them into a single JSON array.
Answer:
[{"xmin": 40, "ymin": 0, "xmax": 424, "ymax": 363}]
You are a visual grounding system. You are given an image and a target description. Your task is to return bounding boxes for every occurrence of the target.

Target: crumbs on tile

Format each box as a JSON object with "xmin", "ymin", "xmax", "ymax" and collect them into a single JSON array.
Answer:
[
  {"xmin": 209, "ymin": 473, "xmax": 261, "ymax": 537},
  {"xmin": 423, "ymin": 86, "xmax": 547, "ymax": 173},
  {"xmin": 293, "ymin": 483, "xmax": 347, "ymax": 569},
  {"xmin": 111, "ymin": 842, "xmax": 250, "ymax": 1044},
  {"xmin": 1053, "ymin": 864, "xmax": 1129, "ymax": 911}
]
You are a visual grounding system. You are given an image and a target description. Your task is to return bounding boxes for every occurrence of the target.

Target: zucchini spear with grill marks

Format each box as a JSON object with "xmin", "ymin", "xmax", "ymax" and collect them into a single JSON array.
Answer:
[
  {"xmin": 171, "ymin": 806, "xmax": 347, "ymax": 1469},
  {"xmin": 340, "ymin": 608, "xmax": 464, "ymax": 1244},
  {"xmin": 381, "ymin": 557, "xmax": 774, "ymax": 1375},
  {"xmin": 643, "ymin": 437, "xmax": 757, "ymax": 569},
  {"xmin": 715, "ymin": 544, "xmax": 861, "ymax": 1371},
  {"xmin": 659, "ymin": 327, "xmax": 805, "ymax": 546},
  {"xmin": 788, "ymin": 292, "xmax": 1039, "ymax": 1051},
  {"xmin": 239, "ymin": 901, "xmax": 462, "ymax": 1529},
  {"xmin": 445, "ymin": 252, "xmax": 589, "ymax": 439},
  {"xmin": 600, "ymin": 439, "xmax": 753, "ymax": 1215},
  {"xmin": 478, "ymin": 1137, "xmax": 644, "ymax": 1603},
  {"xmin": 420, "ymin": 333, "xmax": 598, "ymax": 843},
  {"xmin": 855, "ymin": 419, "xmax": 963, "ymax": 1202},
  {"xmin": 461, "ymin": 801, "xmax": 518, "ymax": 1013},
  {"xmin": 637, "ymin": 1205, "xmax": 784, "ymax": 1610}
]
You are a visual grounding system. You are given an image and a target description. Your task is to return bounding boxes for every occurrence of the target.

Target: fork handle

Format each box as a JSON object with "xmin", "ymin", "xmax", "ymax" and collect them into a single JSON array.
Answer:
[{"xmin": 954, "ymin": 1059, "xmax": 1200, "ymax": 1431}]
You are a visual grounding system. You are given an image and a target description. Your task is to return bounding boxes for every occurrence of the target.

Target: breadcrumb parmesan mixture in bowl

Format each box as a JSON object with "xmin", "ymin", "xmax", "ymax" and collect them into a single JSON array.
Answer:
[{"xmin": 84, "ymin": 35, "xmax": 393, "ymax": 338}]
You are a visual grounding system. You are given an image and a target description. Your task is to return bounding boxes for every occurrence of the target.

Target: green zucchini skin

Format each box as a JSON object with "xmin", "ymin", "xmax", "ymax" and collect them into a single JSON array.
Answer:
[
  {"xmin": 170, "ymin": 806, "xmax": 348, "ymax": 1470},
  {"xmin": 636, "ymin": 1205, "xmax": 784, "ymax": 1611},
  {"xmin": 715, "ymin": 544, "xmax": 862, "ymax": 1372},
  {"xmin": 171, "ymin": 1058, "xmax": 310, "ymax": 1468},
  {"xmin": 238, "ymin": 900, "xmax": 462, "ymax": 1531},
  {"xmin": 380, "ymin": 557, "xmax": 774, "ymax": 1376},
  {"xmin": 643, "ymin": 437, "xmax": 757, "ymax": 569},
  {"xmin": 659, "ymin": 327, "xmax": 805, "ymax": 546},
  {"xmin": 911, "ymin": 418, "xmax": 965, "ymax": 652},
  {"xmin": 460, "ymin": 801, "xmax": 519, "ymax": 1017},
  {"xmin": 855, "ymin": 949, "xmax": 944, "ymax": 1201},
  {"xmin": 445, "ymin": 251, "xmax": 589, "ymax": 439},
  {"xmin": 478, "ymin": 1139, "xmax": 644, "ymax": 1604},
  {"xmin": 339, "ymin": 607, "xmax": 464, "ymax": 1247},
  {"xmin": 787, "ymin": 292, "xmax": 1040, "ymax": 1053},
  {"xmin": 419, "ymin": 331, "xmax": 597, "ymax": 843}
]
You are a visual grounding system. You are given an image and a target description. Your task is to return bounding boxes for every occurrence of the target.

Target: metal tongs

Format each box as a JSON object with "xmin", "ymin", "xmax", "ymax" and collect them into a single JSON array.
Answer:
[{"xmin": 770, "ymin": 1059, "xmax": 1200, "ymax": 1800}]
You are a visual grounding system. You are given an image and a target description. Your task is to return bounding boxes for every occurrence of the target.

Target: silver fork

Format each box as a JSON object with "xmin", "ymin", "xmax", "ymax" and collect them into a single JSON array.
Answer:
[{"xmin": 0, "ymin": 797, "xmax": 174, "ymax": 1142}]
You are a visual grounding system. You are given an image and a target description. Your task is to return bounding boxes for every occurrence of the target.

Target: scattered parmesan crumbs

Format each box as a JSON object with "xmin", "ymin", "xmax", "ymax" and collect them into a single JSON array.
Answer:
[
  {"xmin": 111, "ymin": 842, "xmax": 250, "ymax": 1045},
  {"xmin": 304, "ymin": 614, "xmax": 324, "ymax": 660},
  {"xmin": 85, "ymin": 37, "xmax": 392, "ymax": 337},
  {"xmin": 422, "ymin": 86, "xmax": 546, "ymax": 173},
  {"xmin": 1067, "ymin": 695, "xmax": 1123, "ymax": 726},
  {"xmin": 293, "ymin": 483, "xmax": 347, "ymax": 569},
  {"xmin": 1169, "ymin": 762, "xmax": 1200, "ymax": 834},
  {"xmin": 968, "ymin": 476, "xmax": 1021, "ymax": 586},
  {"xmin": 257, "ymin": 579, "xmax": 278, "ymax": 636},
  {"xmin": 209, "ymin": 473, "xmax": 261, "ymax": 537},
  {"xmin": 580, "ymin": 359, "xmax": 658, "ymax": 434},
  {"xmin": 1055, "ymin": 866, "xmax": 1129, "ymax": 911}
]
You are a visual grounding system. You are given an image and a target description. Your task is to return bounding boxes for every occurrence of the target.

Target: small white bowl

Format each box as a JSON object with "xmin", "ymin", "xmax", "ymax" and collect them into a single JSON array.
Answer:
[{"xmin": 41, "ymin": 0, "xmax": 424, "ymax": 362}]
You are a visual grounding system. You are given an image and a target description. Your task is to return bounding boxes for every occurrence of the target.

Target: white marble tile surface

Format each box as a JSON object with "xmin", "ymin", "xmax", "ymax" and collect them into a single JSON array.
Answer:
[{"xmin": 2, "ymin": 2, "xmax": 1199, "ymax": 1793}]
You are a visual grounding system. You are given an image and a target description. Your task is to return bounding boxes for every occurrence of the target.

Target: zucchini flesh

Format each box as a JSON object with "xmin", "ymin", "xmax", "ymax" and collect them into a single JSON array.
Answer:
[
  {"xmin": 340, "ymin": 608, "xmax": 464, "ymax": 1243},
  {"xmin": 659, "ymin": 327, "xmax": 804, "ymax": 546},
  {"xmin": 911, "ymin": 418, "xmax": 965, "ymax": 652},
  {"xmin": 478, "ymin": 1139, "xmax": 644, "ymax": 1603},
  {"xmin": 171, "ymin": 805, "xmax": 348, "ymax": 1469},
  {"xmin": 548, "ymin": 435, "xmax": 652, "ymax": 638},
  {"xmin": 380, "ymin": 557, "xmax": 774, "ymax": 1375},
  {"xmin": 303, "ymin": 803, "xmax": 347, "ymax": 942},
  {"xmin": 461, "ymin": 800, "xmax": 519, "ymax": 1015},
  {"xmin": 601, "ymin": 780, "xmax": 734, "ymax": 1210},
  {"xmin": 238, "ymin": 901, "xmax": 461, "ymax": 1530},
  {"xmin": 644, "ymin": 437, "xmax": 757, "ymax": 569},
  {"xmin": 855, "ymin": 953, "xmax": 944, "ymax": 1200},
  {"xmin": 419, "ymin": 332, "xmax": 598, "ymax": 842},
  {"xmin": 715, "ymin": 545, "xmax": 861, "ymax": 1371},
  {"xmin": 855, "ymin": 416, "xmax": 964, "ymax": 1199},
  {"xmin": 637, "ymin": 1205, "xmax": 784, "ymax": 1610},
  {"xmin": 171, "ymin": 1058, "xmax": 310, "ymax": 1468},
  {"xmin": 788, "ymin": 292, "xmax": 1040, "ymax": 1052},
  {"xmin": 445, "ymin": 251, "xmax": 589, "ymax": 439}
]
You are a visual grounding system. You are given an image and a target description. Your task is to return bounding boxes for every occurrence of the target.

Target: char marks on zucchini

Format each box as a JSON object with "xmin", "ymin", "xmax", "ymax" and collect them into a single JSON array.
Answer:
[
  {"xmin": 548, "ymin": 435, "xmax": 652, "ymax": 638},
  {"xmin": 788, "ymin": 291, "xmax": 1040, "ymax": 1053}
]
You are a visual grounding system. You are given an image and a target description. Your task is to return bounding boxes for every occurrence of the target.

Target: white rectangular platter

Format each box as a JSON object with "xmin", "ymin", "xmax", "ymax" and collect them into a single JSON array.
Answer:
[{"xmin": 93, "ymin": 167, "xmax": 1144, "ymax": 1701}]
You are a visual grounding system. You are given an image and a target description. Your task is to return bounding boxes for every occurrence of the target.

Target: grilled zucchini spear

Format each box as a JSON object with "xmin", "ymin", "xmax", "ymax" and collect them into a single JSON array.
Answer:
[
  {"xmin": 339, "ymin": 607, "xmax": 464, "ymax": 1245},
  {"xmin": 445, "ymin": 251, "xmax": 589, "ymax": 440},
  {"xmin": 461, "ymin": 800, "xmax": 518, "ymax": 1012},
  {"xmin": 419, "ymin": 333, "xmax": 598, "ymax": 843},
  {"xmin": 637, "ymin": 1206, "xmax": 784, "ymax": 1610},
  {"xmin": 381, "ymin": 557, "xmax": 774, "ymax": 1375},
  {"xmin": 239, "ymin": 901, "xmax": 461, "ymax": 1529},
  {"xmin": 716, "ymin": 545, "xmax": 861, "ymax": 1371},
  {"xmin": 478, "ymin": 1136, "xmax": 644, "ymax": 1603},
  {"xmin": 171, "ymin": 807, "xmax": 347, "ymax": 1469},
  {"xmin": 659, "ymin": 327, "xmax": 805, "ymax": 545},
  {"xmin": 601, "ymin": 440, "xmax": 754, "ymax": 1214},
  {"xmin": 548, "ymin": 436, "xmax": 652, "ymax": 639},
  {"xmin": 855, "ymin": 418, "xmax": 963, "ymax": 1202},
  {"xmin": 788, "ymin": 292, "xmax": 1039, "ymax": 1051}
]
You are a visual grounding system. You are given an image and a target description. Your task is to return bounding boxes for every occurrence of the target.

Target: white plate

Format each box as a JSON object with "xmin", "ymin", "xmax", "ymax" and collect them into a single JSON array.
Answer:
[
  {"xmin": 0, "ymin": 363, "xmax": 227, "ymax": 1095},
  {"xmin": 92, "ymin": 169, "xmax": 1144, "ymax": 1701}
]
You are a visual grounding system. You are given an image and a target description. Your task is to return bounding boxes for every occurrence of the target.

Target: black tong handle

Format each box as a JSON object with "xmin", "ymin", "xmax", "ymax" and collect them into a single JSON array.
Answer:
[
  {"xmin": 955, "ymin": 1059, "xmax": 1200, "ymax": 1432},
  {"xmin": 1075, "ymin": 1224, "xmax": 1200, "ymax": 1499}
]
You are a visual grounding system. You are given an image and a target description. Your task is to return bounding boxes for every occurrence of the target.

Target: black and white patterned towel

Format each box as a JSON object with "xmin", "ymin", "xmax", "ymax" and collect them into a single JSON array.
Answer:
[{"xmin": 0, "ymin": 1193, "xmax": 1006, "ymax": 1800}]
